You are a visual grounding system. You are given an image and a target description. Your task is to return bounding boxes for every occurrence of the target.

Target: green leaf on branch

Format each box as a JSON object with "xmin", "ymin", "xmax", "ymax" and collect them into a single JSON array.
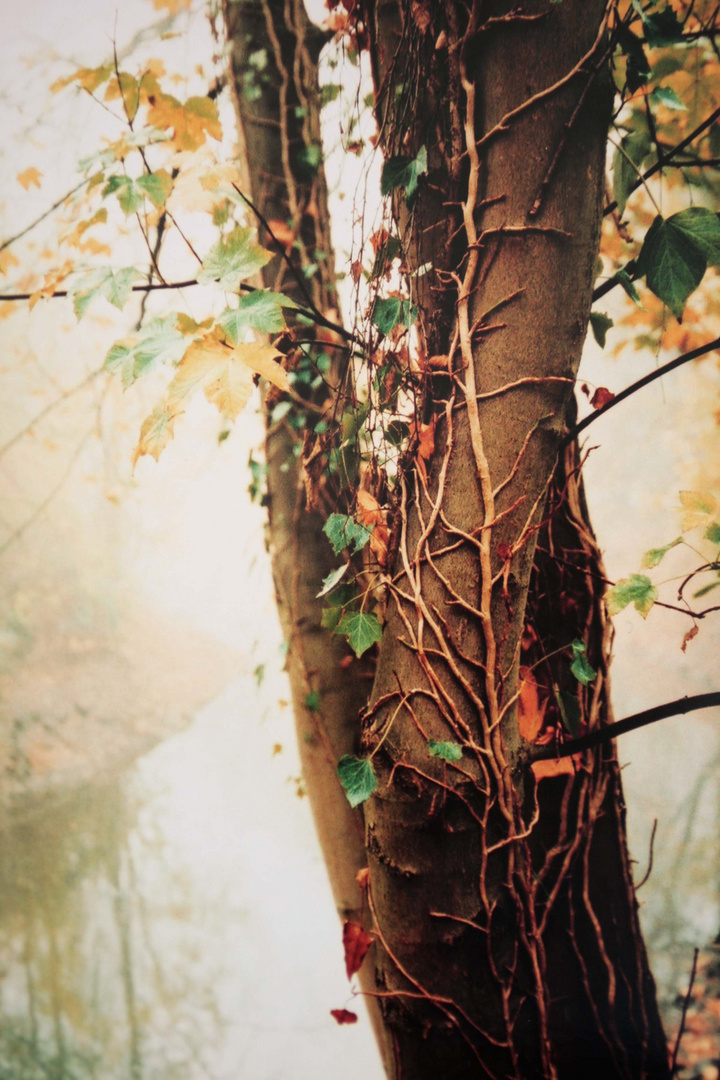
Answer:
[
  {"xmin": 613, "ymin": 268, "xmax": 641, "ymax": 304},
  {"xmin": 305, "ymin": 691, "xmax": 321, "ymax": 711},
  {"xmin": 337, "ymin": 755, "xmax": 377, "ymax": 808},
  {"xmin": 427, "ymin": 739, "xmax": 463, "ymax": 763},
  {"xmin": 606, "ymin": 574, "xmax": 658, "ymax": 618},
  {"xmin": 316, "ymin": 564, "xmax": 349, "ymax": 598},
  {"xmin": 589, "ymin": 311, "xmax": 614, "ymax": 348},
  {"xmin": 323, "ymin": 513, "xmax": 372, "ymax": 555},
  {"xmin": 218, "ymin": 291, "xmax": 297, "ymax": 340},
  {"xmin": 612, "ymin": 129, "xmax": 651, "ymax": 216},
  {"xmin": 705, "ymin": 521, "xmax": 720, "ymax": 544},
  {"xmin": 557, "ymin": 691, "xmax": 582, "ymax": 737},
  {"xmin": 198, "ymin": 226, "xmax": 272, "ymax": 291},
  {"xmin": 71, "ymin": 266, "xmax": 142, "ymax": 318},
  {"xmin": 103, "ymin": 175, "xmax": 144, "ymax": 215},
  {"xmin": 372, "ymin": 296, "xmax": 415, "ymax": 337},
  {"xmin": 637, "ymin": 208, "xmax": 720, "ymax": 318},
  {"xmin": 642, "ymin": 5, "xmax": 683, "ymax": 46},
  {"xmin": 336, "ymin": 611, "xmax": 383, "ymax": 657},
  {"xmin": 104, "ymin": 315, "xmax": 187, "ymax": 386},
  {"xmin": 641, "ymin": 537, "xmax": 682, "ymax": 568},
  {"xmin": 649, "ymin": 86, "xmax": 686, "ymax": 111},
  {"xmin": 569, "ymin": 640, "xmax": 597, "ymax": 686},
  {"xmin": 617, "ymin": 26, "xmax": 650, "ymax": 93},
  {"xmin": 135, "ymin": 169, "xmax": 173, "ymax": 207},
  {"xmin": 380, "ymin": 145, "xmax": 427, "ymax": 207}
]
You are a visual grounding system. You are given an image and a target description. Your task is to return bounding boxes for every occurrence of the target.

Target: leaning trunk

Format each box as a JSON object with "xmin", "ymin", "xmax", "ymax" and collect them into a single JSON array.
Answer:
[
  {"xmin": 222, "ymin": 0, "xmax": 392, "ymax": 1065},
  {"xmin": 361, "ymin": 1, "xmax": 669, "ymax": 1076}
]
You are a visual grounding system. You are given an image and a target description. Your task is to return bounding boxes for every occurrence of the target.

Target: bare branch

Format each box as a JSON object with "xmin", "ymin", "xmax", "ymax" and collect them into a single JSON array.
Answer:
[{"xmin": 531, "ymin": 692, "xmax": 720, "ymax": 761}]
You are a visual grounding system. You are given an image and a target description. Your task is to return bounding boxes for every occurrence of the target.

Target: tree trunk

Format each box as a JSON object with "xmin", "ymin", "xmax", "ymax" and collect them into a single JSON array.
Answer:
[
  {"xmin": 222, "ymin": 0, "xmax": 393, "ymax": 1067},
  {"xmin": 360, "ymin": 1, "xmax": 670, "ymax": 1076}
]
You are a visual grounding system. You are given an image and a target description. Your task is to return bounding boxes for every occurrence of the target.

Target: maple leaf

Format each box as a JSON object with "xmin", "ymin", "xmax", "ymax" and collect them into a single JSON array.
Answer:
[
  {"xmin": 198, "ymin": 226, "xmax": 272, "ymax": 291},
  {"xmin": 133, "ymin": 404, "xmax": 182, "ymax": 465},
  {"xmin": 168, "ymin": 335, "xmax": 289, "ymax": 422},
  {"xmin": 342, "ymin": 921, "xmax": 374, "ymax": 979},
  {"xmin": 17, "ymin": 167, "xmax": 42, "ymax": 190},
  {"xmin": 146, "ymin": 92, "xmax": 222, "ymax": 151}
]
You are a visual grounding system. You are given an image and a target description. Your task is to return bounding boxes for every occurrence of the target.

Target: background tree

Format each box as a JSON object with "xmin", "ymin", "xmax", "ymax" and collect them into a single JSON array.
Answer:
[{"xmin": 2, "ymin": 0, "xmax": 720, "ymax": 1077}]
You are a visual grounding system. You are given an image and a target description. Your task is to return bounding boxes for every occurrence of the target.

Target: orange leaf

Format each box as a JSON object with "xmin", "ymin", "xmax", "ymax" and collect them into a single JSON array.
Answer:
[
  {"xmin": 342, "ymin": 921, "xmax": 373, "ymax": 979},
  {"xmin": 267, "ymin": 219, "xmax": 295, "ymax": 250},
  {"xmin": 517, "ymin": 666, "xmax": 548, "ymax": 743},
  {"xmin": 17, "ymin": 167, "xmax": 42, "ymax": 190},
  {"xmin": 681, "ymin": 625, "xmax": 699, "ymax": 653},
  {"xmin": 330, "ymin": 1008, "xmax": 358, "ymax": 1025},
  {"xmin": 531, "ymin": 756, "xmax": 577, "ymax": 781}
]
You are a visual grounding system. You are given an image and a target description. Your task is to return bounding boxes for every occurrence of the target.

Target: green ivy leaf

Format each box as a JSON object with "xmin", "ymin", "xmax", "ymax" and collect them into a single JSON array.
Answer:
[
  {"xmin": 380, "ymin": 145, "xmax": 427, "ymax": 207},
  {"xmin": 337, "ymin": 754, "xmax": 377, "ymax": 808},
  {"xmin": 589, "ymin": 311, "xmax": 614, "ymax": 348},
  {"xmin": 71, "ymin": 266, "xmax": 142, "ymax": 319},
  {"xmin": 617, "ymin": 26, "xmax": 650, "ymax": 93},
  {"xmin": 427, "ymin": 739, "xmax": 463, "ymax": 763},
  {"xmin": 643, "ymin": 6, "xmax": 683, "ymax": 47},
  {"xmin": 569, "ymin": 640, "xmax": 597, "ymax": 686},
  {"xmin": 705, "ymin": 521, "xmax": 720, "ymax": 544},
  {"xmin": 649, "ymin": 86, "xmax": 686, "ymax": 112},
  {"xmin": 606, "ymin": 574, "xmax": 658, "ymax": 618},
  {"xmin": 613, "ymin": 268, "xmax": 641, "ymax": 304},
  {"xmin": 641, "ymin": 537, "xmax": 682, "ymax": 568},
  {"xmin": 218, "ymin": 291, "xmax": 297, "ymax": 339},
  {"xmin": 612, "ymin": 129, "xmax": 651, "ymax": 216},
  {"xmin": 316, "ymin": 563, "xmax": 349, "ymax": 598},
  {"xmin": 557, "ymin": 690, "xmax": 581, "ymax": 737},
  {"xmin": 637, "ymin": 208, "xmax": 720, "ymax": 318},
  {"xmin": 336, "ymin": 611, "xmax": 383, "ymax": 657},
  {"xmin": 323, "ymin": 513, "xmax": 372, "ymax": 555},
  {"xmin": 372, "ymin": 296, "xmax": 414, "ymax": 337},
  {"xmin": 104, "ymin": 315, "xmax": 187, "ymax": 386},
  {"xmin": 198, "ymin": 226, "xmax": 272, "ymax": 291}
]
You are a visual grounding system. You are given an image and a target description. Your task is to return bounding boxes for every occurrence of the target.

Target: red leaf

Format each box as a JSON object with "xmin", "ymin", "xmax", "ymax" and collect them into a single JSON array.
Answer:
[
  {"xmin": 681, "ymin": 625, "xmax": 699, "ymax": 652},
  {"xmin": 590, "ymin": 386, "xmax": 615, "ymax": 410},
  {"xmin": 342, "ymin": 920, "xmax": 373, "ymax": 978},
  {"xmin": 331, "ymin": 1008, "xmax": 358, "ymax": 1025}
]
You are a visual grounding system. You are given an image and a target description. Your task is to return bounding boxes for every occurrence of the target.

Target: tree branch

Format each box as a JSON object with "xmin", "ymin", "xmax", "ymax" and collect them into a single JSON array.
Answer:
[
  {"xmin": 531, "ymin": 692, "xmax": 720, "ymax": 761},
  {"xmin": 564, "ymin": 336, "xmax": 720, "ymax": 444},
  {"xmin": 604, "ymin": 104, "xmax": 720, "ymax": 217},
  {"xmin": 0, "ymin": 180, "xmax": 89, "ymax": 253}
]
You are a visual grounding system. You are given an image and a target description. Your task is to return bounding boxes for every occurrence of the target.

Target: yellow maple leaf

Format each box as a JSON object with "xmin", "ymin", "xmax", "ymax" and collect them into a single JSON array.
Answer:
[
  {"xmin": 0, "ymin": 249, "xmax": 20, "ymax": 275},
  {"xmin": 679, "ymin": 490, "xmax": 718, "ymax": 532},
  {"xmin": 146, "ymin": 93, "xmax": 222, "ymax": 152},
  {"xmin": 17, "ymin": 167, "xmax": 42, "ymax": 190},
  {"xmin": 168, "ymin": 335, "xmax": 288, "ymax": 421},
  {"xmin": 133, "ymin": 404, "xmax": 182, "ymax": 465}
]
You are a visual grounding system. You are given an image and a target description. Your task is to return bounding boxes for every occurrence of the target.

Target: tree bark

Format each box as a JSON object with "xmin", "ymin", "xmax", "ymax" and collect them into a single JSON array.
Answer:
[
  {"xmin": 222, "ymin": 0, "xmax": 392, "ymax": 1066},
  {"xmin": 360, "ymin": 2, "xmax": 670, "ymax": 1077}
]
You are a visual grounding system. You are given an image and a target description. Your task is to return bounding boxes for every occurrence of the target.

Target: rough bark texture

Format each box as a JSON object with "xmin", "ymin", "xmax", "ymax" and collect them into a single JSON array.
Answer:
[
  {"xmin": 222, "ymin": 1, "xmax": 392, "ymax": 1064},
  {"xmin": 359, "ymin": 2, "xmax": 670, "ymax": 1077}
]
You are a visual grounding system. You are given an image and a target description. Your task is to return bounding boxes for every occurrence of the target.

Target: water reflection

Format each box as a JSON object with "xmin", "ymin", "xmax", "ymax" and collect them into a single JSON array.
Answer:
[{"xmin": 0, "ymin": 779, "xmax": 223, "ymax": 1080}]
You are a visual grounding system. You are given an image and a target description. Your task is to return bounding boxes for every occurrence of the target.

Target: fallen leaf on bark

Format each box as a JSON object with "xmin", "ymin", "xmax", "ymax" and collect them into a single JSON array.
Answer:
[{"xmin": 343, "ymin": 920, "xmax": 374, "ymax": 978}]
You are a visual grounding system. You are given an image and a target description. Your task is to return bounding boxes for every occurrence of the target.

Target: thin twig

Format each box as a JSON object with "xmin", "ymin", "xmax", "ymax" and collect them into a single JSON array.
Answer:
[
  {"xmin": 670, "ymin": 948, "xmax": 700, "ymax": 1076},
  {"xmin": 0, "ymin": 180, "xmax": 89, "ymax": 253},
  {"xmin": 635, "ymin": 818, "xmax": 657, "ymax": 890}
]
